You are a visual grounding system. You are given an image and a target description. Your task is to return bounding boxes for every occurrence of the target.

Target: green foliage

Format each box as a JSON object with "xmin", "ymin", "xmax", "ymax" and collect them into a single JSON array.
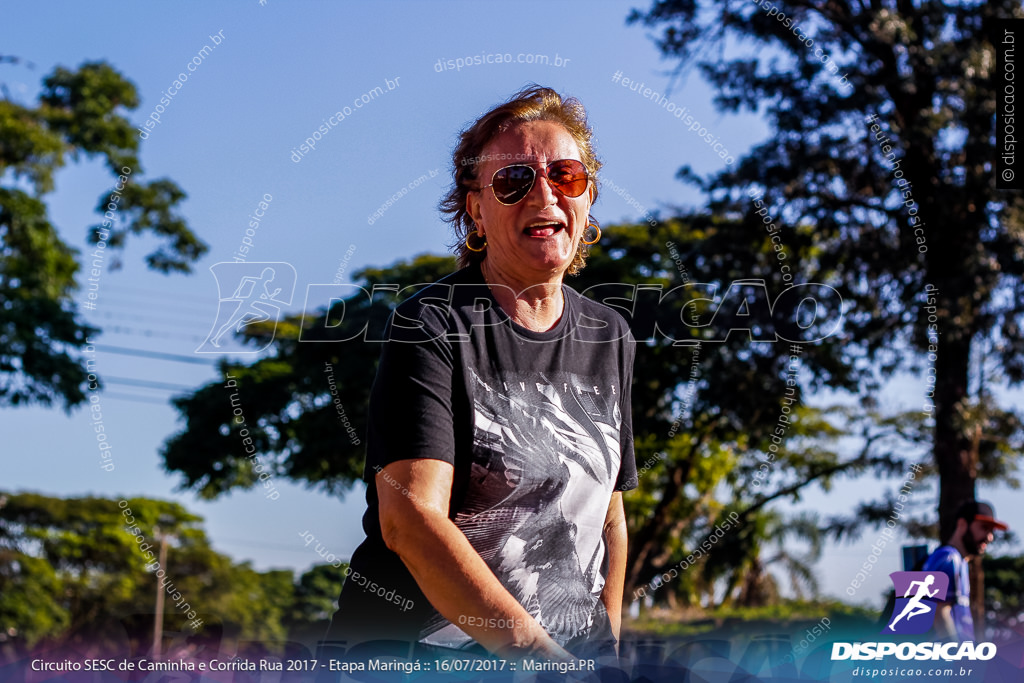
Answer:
[
  {"xmin": 628, "ymin": 0, "xmax": 1024, "ymax": 544},
  {"xmin": 0, "ymin": 492, "xmax": 197, "ymax": 646},
  {"xmin": 162, "ymin": 253, "xmax": 457, "ymax": 499},
  {"xmin": 0, "ymin": 492, "xmax": 333, "ymax": 649},
  {"xmin": 0, "ymin": 182, "xmax": 93, "ymax": 407},
  {"xmin": 706, "ymin": 599, "xmax": 871, "ymax": 624},
  {"xmin": 0, "ymin": 553, "xmax": 68, "ymax": 647},
  {"xmin": 39, "ymin": 62, "xmax": 140, "ymax": 174},
  {"xmin": 983, "ymin": 554, "xmax": 1024, "ymax": 627},
  {"xmin": 626, "ymin": 599, "xmax": 876, "ymax": 638},
  {"xmin": 0, "ymin": 60, "xmax": 207, "ymax": 409},
  {"xmin": 285, "ymin": 563, "xmax": 347, "ymax": 631},
  {"xmin": 581, "ymin": 222, "xmax": 885, "ymax": 603}
]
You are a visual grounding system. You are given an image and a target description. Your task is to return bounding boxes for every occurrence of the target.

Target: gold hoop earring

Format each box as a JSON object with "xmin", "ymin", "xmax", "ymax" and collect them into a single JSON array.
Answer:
[
  {"xmin": 581, "ymin": 223, "xmax": 601, "ymax": 245},
  {"xmin": 466, "ymin": 230, "xmax": 487, "ymax": 252}
]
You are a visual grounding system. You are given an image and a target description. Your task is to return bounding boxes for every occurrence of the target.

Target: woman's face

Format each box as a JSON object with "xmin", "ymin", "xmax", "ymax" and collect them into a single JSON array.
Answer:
[{"xmin": 466, "ymin": 120, "xmax": 594, "ymax": 284}]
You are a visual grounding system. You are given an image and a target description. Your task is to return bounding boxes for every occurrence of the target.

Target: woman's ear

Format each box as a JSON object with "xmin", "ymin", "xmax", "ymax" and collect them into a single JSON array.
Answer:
[{"xmin": 466, "ymin": 192, "xmax": 484, "ymax": 236}]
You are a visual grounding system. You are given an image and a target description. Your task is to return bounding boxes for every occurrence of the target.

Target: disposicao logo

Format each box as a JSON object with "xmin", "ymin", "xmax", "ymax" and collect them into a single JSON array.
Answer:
[
  {"xmin": 830, "ymin": 571, "xmax": 997, "ymax": 662},
  {"xmin": 196, "ymin": 262, "xmax": 296, "ymax": 354},
  {"xmin": 883, "ymin": 571, "xmax": 948, "ymax": 635}
]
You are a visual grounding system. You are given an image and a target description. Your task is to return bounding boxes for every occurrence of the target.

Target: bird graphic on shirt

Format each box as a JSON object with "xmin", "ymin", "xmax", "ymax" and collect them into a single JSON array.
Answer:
[{"xmin": 420, "ymin": 369, "xmax": 620, "ymax": 646}]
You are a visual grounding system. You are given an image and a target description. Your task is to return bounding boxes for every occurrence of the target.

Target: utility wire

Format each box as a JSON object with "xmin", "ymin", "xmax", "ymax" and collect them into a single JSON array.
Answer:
[
  {"xmin": 103, "ymin": 392, "xmax": 174, "ymax": 405},
  {"xmin": 94, "ymin": 296, "xmax": 214, "ymax": 316},
  {"xmin": 104, "ymin": 376, "xmax": 197, "ymax": 392},
  {"xmin": 102, "ymin": 284, "xmax": 212, "ymax": 304},
  {"xmin": 96, "ymin": 325, "xmax": 207, "ymax": 343},
  {"xmin": 92, "ymin": 310, "xmax": 212, "ymax": 326},
  {"xmin": 95, "ymin": 344, "xmax": 220, "ymax": 366}
]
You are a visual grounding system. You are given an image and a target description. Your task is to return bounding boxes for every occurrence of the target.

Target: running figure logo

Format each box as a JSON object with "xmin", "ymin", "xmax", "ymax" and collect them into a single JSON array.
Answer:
[
  {"xmin": 883, "ymin": 571, "xmax": 949, "ymax": 635},
  {"xmin": 196, "ymin": 262, "xmax": 296, "ymax": 354}
]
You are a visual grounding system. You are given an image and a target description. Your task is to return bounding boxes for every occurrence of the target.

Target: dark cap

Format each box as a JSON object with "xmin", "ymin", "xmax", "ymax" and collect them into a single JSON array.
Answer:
[{"xmin": 956, "ymin": 500, "xmax": 1009, "ymax": 531}]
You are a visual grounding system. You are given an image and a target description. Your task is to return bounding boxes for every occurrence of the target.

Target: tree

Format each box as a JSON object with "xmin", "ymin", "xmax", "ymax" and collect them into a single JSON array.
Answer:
[
  {"xmin": 573, "ymin": 218, "xmax": 862, "ymax": 601},
  {"xmin": 726, "ymin": 510, "xmax": 822, "ymax": 607},
  {"xmin": 983, "ymin": 553, "xmax": 1024, "ymax": 638},
  {"xmin": 0, "ymin": 492, "xmax": 294, "ymax": 651},
  {"xmin": 629, "ymin": 0, "xmax": 1024, "ymax": 622},
  {"xmin": 0, "ymin": 59, "xmax": 206, "ymax": 408},
  {"xmin": 162, "ymin": 254, "xmax": 457, "ymax": 499},
  {"xmin": 285, "ymin": 563, "xmax": 348, "ymax": 643}
]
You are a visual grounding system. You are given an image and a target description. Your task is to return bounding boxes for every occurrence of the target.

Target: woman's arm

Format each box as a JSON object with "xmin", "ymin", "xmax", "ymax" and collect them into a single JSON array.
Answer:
[
  {"xmin": 377, "ymin": 459, "xmax": 572, "ymax": 661},
  {"xmin": 599, "ymin": 492, "xmax": 627, "ymax": 644}
]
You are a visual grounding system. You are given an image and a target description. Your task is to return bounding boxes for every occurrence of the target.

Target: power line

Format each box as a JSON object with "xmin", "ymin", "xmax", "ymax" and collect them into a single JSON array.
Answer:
[
  {"xmin": 95, "ymin": 324, "xmax": 207, "ymax": 343},
  {"xmin": 103, "ymin": 392, "xmax": 174, "ymax": 405},
  {"xmin": 103, "ymin": 284, "xmax": 212, "ymax": 305},
  {"xmin": 95, "ymin": 344, "xmax": 219, "ymax": 366},
  {"xmin": 91, "ymin": 309, "xmax": 212, "ymax": 326},
  {"xmin": 104, "ymin": 376, "xmax": 197, "ymax": 392},
  {"xmin": 95, "ymin": 296, "xmax": 214, "ymax": 316}
]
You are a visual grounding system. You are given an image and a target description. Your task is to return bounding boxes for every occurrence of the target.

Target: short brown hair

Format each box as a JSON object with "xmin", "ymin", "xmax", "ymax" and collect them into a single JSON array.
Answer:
[{"xmin": 439, "ymin": 85, "xmax": 601, "ymax": 276}]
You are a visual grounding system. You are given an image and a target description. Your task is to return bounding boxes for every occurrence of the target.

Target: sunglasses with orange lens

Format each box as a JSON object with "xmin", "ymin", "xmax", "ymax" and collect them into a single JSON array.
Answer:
[{"xmin": 481, "ymin": 159, "xmax": 589, "ymax": 205}]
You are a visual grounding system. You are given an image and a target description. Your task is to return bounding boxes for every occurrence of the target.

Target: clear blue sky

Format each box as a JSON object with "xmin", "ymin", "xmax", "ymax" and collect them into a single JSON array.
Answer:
[{"xmin": 3, "ymin": 0, "xmax": 1020, "ymax": 609}]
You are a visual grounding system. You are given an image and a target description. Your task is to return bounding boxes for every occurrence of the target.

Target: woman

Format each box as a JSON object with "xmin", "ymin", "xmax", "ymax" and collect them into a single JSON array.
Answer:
[{"xmin": 327, "ymin": 86, "xmax": 637, "ymax": 661}]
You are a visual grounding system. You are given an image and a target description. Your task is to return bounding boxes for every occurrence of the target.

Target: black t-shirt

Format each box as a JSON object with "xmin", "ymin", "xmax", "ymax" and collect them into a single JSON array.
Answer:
[{"xmin": 327, "ymin": 264, "xmax": 637, "ymax": 655}]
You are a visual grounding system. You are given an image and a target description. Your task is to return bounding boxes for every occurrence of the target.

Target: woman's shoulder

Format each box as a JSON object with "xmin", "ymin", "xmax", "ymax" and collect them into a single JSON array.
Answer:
[
  {"xmin": 393, "ymin": 266, "xmax": 482, "ymax": 310},
  {"xmin": 389, "ymin": 266, "xmax": 485, "ymax": 337},
  {"xmin": 564, "ymin": 284, "xmax": 634, "ymax": 339}
]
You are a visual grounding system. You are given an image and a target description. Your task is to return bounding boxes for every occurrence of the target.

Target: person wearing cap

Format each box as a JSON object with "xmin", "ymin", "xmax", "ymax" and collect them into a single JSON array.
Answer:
[{"xmin": 922, "ymin": 500, "xmax": 1009, "ymax": 641}]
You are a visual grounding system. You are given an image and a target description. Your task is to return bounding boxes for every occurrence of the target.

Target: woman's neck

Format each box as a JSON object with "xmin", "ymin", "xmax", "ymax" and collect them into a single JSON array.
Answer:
[{"xmin": 479, "ymin": 259, "xmax": 564, "ymax": 332}]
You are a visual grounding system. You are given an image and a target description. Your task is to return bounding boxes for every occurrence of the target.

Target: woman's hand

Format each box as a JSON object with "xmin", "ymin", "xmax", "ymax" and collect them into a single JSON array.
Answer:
[{"xmin": 377, "ymin": 459, "xmax": 572, "ymax": 661}]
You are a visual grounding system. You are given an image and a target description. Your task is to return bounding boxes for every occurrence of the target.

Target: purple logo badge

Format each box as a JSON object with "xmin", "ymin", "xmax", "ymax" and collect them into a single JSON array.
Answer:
[{"xmin": 883, "ymin": 571, "xmax": 949, "ymax": 635}]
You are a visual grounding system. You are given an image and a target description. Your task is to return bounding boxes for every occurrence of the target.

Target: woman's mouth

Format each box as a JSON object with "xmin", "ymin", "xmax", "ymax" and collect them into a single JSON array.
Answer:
[{"xmin": 523, "ymin": 221, "xmax": 565, "ymax": 237}]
